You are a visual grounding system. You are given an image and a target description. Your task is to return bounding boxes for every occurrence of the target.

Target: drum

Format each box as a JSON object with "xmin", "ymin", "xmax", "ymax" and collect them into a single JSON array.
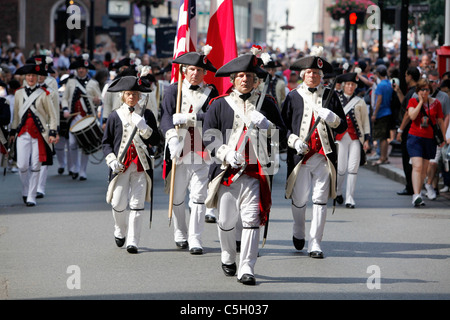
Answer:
[
  {"xmin": 70, "ymin": 116, "xmax": 103, "ymax": 154},
  {"xmin": 59, "ymin": 110, "xmax": 70, "ymax": 137}
]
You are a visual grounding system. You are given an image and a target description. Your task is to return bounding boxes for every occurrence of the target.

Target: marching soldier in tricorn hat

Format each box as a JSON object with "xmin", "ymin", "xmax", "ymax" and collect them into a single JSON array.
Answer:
[
  {"xmin": 26, "ymin": 53, "xmax": 60, "ymax": 198},
  {"xmin": 281, "ymin": 47, "xmax": 347, "ymax": 259},
  {"xmin": 9, "ymin": 63, "xmax": 58, "ymax": 206},
  {"xmin": 101, "ymin": 54, "xmax": 141, "ymax": 127},
  {"xmin": 102, "ymin": 73, "xmax": 160, "ymax": 254},
  {"xmin": 101, "ymin": 53, "xmax": 158, "ymax": 129},
  {"xmin": 160, "ymin": 46, "xmax": 219, "ymax": 255},
  {"xmin": 334, "ymin": 71, "xmax": 371, "ymax": 209},
  {"xmin": 62, "ymin": 53, "xmax": 102, "ymax": 181},
  {"xmin": 203, "ymin": 48, "xmax": 286, "ymax": 285}
]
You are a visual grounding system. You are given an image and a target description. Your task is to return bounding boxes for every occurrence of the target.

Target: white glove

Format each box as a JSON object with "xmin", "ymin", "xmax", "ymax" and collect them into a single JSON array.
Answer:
[
  {"xmin": 250, "ymin": 110, "xmax": 270, "ymax": 130},
  {"xmin": 294, "ymin": 139, "xmax": 309, "ymax": 155},
  {"xmin": 109, "ymin": 160, "xmax": 125, "ymax": 174},
  {"xmin": 168, "ymin": 136, "xmax": 183, "ymax": 159},
  {"xmin": 63, "ymin": 110, "xmax": 70, "ymax": 119},
  {"xmin": 131, "ymin": 112, "xmax": 147, "ymax": 130},
  {"xmin": 225, "ymin": 151, "xmax": 245, "ymax": 169},
  {"xmin": 317, "ymin": 108, "xmax": 338, "ymax": 125},
  {"xmin": 173, "ymin": 113, "xmax": 188, "ymax": 126}
]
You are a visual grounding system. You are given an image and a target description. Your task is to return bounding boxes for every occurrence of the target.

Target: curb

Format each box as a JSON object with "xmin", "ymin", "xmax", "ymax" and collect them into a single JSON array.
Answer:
[{"xmin": 363, "ymin": 160, "xmax": 406, "ymax": 186}]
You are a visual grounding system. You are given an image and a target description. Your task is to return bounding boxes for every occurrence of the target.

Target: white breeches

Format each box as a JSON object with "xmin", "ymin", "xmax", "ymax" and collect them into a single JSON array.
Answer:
[
  {"xmin": 55, "ymin": 136, "xmax": 72, "ymax": 170},
  {"xmin": 111, "ymin": 162, "xmax": 147, "ymax": 247},
  {"xmin": 217, "ymin": 175, "xmax": 260, "ymax": 278},
  {"xmin": 172, "ymin": 162, "xmax": 209, "ymax": 249},
  {"xmin": 336, "ymin": 133, "xmax": 361, "ymax": 206},
  {"xmin": 291, "ymin": 154, "xmax": 330, "ymax": 253},
  {"xmin": 16, "ymin": 132, "xmax": 41, "ymax": 203},
  {"xmin": 37, "ymin": 165, "xmax": 47, "ymax": 194},
  {"xmin": 68, "ymin": 115, "xmax": 88, "ymax": 177}
]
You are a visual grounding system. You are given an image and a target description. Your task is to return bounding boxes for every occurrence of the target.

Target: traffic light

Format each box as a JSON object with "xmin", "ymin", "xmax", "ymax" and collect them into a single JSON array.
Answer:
[
  {"xmin": 151, "ymin": 17, "xmax": 173, "ymax": 26},
  {"xmin": 348, "ymin": 11, "xmax": 366, "ymax": 25}
]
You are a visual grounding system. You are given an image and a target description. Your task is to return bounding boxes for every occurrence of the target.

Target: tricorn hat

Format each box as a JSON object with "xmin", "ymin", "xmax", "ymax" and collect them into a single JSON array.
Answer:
[
  {"xmin": 137, "ymin": 65, "xmax": 156, "ymax": 84},
  {"xmin": 337, "ymin": 72, "xmax": 358, "ymax": 84},
  {"xmin": 262, "ymin": 53, "xmax": 281, "ymax": 69},
  {"xmin": 290, "ymin": 46, "xmax": 333, "ymax": 75},
  {"xmin": 69, "ymin": 53, "xmax": 96, "ymax": 70},
  {"xmin": 107, "ymin": 76, "xmax": 152, "ymax": 93},
  {"xmin": 173, "ymin": 45, "xmax": 217, "ymax": 73},
  {"xmin": 26, "ymin": 54, "xmax": 56, "ymax": 74},
  {"xmin": 112, "ymin": 53, "xmax": 140, "ymax": 69},
  {"xmin": 15, "ymin": 63, "xmax": 49, "ymax": 76},
  {"xmin": 216, "ymin": 45, "xmax": 268, "ymax": 78}
]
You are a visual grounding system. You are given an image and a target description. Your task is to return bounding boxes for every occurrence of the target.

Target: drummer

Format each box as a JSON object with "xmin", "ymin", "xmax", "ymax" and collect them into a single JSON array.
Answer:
[
  {"xmin": 102, "ymin": 74, "xmax": 160, "ymax": 254},
  {"xmin": 61, "ymin": 54, "xmax": 102, "ymax": 181}
]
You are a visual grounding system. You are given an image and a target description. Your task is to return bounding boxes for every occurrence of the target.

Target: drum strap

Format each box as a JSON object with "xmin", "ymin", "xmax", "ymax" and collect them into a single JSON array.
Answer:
[{"xmin": 73, "ymin": 80, "xmax": 93, "ymax": 115}]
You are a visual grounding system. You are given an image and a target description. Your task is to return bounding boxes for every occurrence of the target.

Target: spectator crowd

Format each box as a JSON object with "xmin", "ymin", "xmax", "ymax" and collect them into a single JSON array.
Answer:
[{"xmin": 1, "ymin": 33, "xmax": 450, "ymax": 207}]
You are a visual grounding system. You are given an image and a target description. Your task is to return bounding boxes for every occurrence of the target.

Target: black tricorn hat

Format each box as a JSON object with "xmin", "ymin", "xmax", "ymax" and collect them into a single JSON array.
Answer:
[
  {"xmin": 113, "ymin": 53, "xmax": 139, "ymax": 69},
  {"xmin": 215, "ymin": 54, "xmax": 268, "ymax": 78},
  {"xmin": 290, "ymin": 56, "xmax": 333, "ymax": 74},
  {"xmin": 173, "ymin": 51, "xmax": 217, "ymax": 73},
  {"xmin": 15, "ymin": 64, "xmax": 49, "ymax": 76},
  {"xmin": 69, "ymin": 54, "xmax": 96, "ymax": 70},
  {"xmin": 262, "ymin": 54, "xmax": 282, "ymax": 69},
  {"xmin": 26, "ymin": 55, "xmax": 56, "ymax": 74},
  {"xmin": 107, "ymin": 76, "xmax": 152, "ymax": 93},
  {"xmin": 114, "ymin": 66, "xmax": 138, "ymax": 79},
  {"xmin": 337, "ymin": 72, "xmax": 358, "ymax": 84}
]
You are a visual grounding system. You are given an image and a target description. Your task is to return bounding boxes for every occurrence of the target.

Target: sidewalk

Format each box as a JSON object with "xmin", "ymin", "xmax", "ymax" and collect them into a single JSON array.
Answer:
[{"xmin": 364, "ymin": 144, "xmax": 450, "ymax": 201}]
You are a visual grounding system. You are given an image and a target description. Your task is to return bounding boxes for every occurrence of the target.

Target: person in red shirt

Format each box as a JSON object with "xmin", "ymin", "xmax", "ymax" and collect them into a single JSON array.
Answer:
[{"xmin": 407, "ymin": 79, "xmax": 445, "ymax": 207}]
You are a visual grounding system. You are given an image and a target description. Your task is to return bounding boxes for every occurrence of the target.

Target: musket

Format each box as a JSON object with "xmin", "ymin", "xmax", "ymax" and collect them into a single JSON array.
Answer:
[
  {"xmin": 167, "ymin": 68, "xmax": 183, "ymax": 226},
  {"xmin": 231, "ymin": 73, "xmax": 270, "ymax": 183},
  {"xmin": 149, "ymin": 155, "xmax": 154, "ymax": 229}
]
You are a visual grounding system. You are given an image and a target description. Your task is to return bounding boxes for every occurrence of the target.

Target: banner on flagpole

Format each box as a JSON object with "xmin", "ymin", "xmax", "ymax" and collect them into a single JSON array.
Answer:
[
  {"xmin": 204, "ymin": 0, "xmax": 238, "ymax": 95},
  {"xmin": 171, "ymin": 0, "xmax": 197, "ymax": 83}
]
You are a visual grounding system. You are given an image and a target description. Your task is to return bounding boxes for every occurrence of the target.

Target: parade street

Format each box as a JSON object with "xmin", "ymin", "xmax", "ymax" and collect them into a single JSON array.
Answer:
[{"xmin": 1, "ymin": 152, "xmax": 450, "ymax": 301}]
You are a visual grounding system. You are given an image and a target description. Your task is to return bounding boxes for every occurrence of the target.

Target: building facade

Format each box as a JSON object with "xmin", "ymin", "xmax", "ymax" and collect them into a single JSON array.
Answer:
[{"xmin": 0, "ymin": 0, "xmax": 267, "ymax": 59}]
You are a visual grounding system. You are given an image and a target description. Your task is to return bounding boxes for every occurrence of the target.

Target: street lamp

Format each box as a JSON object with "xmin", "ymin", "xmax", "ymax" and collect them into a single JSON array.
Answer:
[{"xmin": 280, "ymin": 9, "xmax": 294, "ymax": 51}]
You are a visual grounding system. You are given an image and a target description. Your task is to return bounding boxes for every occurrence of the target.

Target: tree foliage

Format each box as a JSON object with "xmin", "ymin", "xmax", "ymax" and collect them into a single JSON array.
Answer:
[{"xmin": 384, "ymin": 0, "xmax": 445, "ymax": 44}]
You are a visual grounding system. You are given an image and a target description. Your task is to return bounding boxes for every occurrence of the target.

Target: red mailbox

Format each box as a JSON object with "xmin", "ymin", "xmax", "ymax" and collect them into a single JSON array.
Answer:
[{"xmin": 436, "ymin": 46, "xmax": 450, "ymax": 78}]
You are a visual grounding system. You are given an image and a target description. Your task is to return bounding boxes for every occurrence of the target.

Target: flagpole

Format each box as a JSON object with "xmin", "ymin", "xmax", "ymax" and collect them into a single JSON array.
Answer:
[
  {"xmin": 168, "ymin": 0, "xmax": 195, "ymax": 226},
  {"xmin": 168, "ymin": 67, "xmax": 183, "ymax": 226}
]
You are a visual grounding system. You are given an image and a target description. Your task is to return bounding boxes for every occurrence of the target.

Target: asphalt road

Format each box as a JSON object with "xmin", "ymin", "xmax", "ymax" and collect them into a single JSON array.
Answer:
[{"xmin": 1, "ymin": 151, "xmax": 450, "ymax": 304}]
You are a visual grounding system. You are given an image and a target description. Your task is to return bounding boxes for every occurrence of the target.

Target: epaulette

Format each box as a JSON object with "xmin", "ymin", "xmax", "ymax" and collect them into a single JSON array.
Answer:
[
  {"xmin": 208, "ymin": 93, "xmax": 229, "ymax": 105},
  {"xmin": 41, "ymin": 87, "xmax": 50, "ymax": 96},
  {"xmin": 263, "ymin": 93, "xmax": 277, "ymax": 104}
]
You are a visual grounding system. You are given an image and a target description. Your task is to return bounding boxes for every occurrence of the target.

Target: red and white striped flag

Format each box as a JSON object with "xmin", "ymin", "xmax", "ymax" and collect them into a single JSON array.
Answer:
[
  {"xmin": 171, "ymin": 0, "xmax": 197, "ymax": 83},
  {"xmin": 204, "ymin": 0, "xmax": 238, "ymax": 95}
]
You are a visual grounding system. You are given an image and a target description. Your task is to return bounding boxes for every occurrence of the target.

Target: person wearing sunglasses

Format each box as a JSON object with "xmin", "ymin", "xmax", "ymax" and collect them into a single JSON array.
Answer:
[{"xmin": 406, "ymin": 79, "xmax": 445, "ymax": 207}]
